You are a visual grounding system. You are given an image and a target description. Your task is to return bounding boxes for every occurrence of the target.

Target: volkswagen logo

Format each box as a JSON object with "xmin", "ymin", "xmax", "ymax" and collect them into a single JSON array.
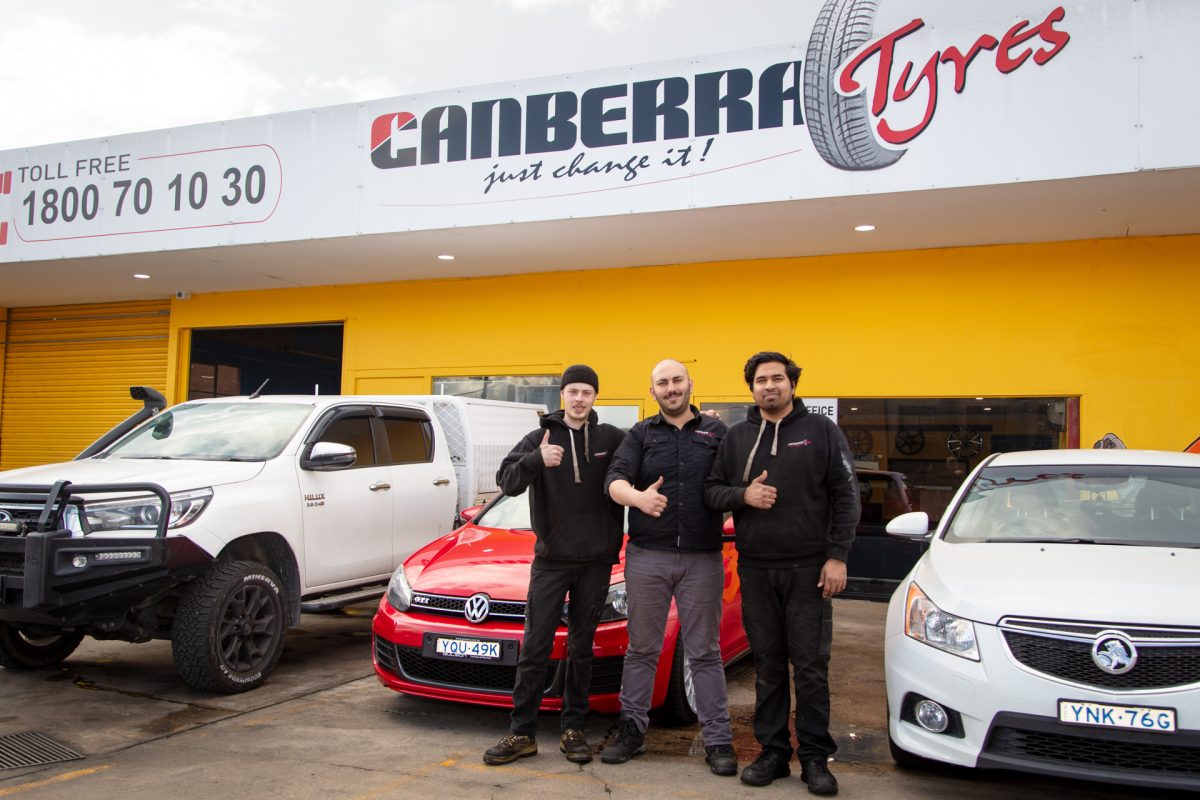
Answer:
[
  {"xmin": 463, "ymin": 593, "xmax": 491, "ymax": 624},
  {"xmin": 1092, "ymin": 631, "xmax": 1138, "ymax": 675}
]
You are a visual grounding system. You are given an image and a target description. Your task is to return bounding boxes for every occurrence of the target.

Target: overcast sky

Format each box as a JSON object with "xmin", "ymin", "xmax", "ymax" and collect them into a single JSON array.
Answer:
[{"xmin": 0, "ymin": 0, "xmax": 808, "ymax": 151}]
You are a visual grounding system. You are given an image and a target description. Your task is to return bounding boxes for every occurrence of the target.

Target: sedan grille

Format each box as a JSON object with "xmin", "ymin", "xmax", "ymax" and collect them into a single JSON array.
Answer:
[
  {"xmin": 408, "ymin": 591, "xmax": 526, "ymax": 622},
  {"xmin": 986, "ymin": 724, "xmax": 1200, "ymax": 777},
  {"xmin": 1000, "ymin": 618, "xmax": 1200, "ymax": 691}
]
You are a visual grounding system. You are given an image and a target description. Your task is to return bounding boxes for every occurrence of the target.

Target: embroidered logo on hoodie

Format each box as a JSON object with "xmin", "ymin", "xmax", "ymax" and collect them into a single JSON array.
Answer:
[{"xmin": 787, "ymin": 439, "xmax": 813, "ymax": 448}]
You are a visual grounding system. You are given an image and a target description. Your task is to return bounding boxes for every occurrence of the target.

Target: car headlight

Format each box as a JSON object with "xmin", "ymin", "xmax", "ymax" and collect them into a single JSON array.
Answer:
[
  {"xmin": 386, "ymin": 566, "xmax": 413, "ymax": 612},
  {"xmin": 64, "ymin": 488, "xmax": 213, "ymax": 534},
  {"xmin": 563, "ymin": 581, "xmax": 628, "ymax": 624},
  {"xmin": 904, "ymin": 582, "xmax": 979, "ymax": 661}
]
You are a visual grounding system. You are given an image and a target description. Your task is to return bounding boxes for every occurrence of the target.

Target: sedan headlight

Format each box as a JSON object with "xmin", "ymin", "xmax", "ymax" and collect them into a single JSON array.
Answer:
[
  {"xmin": 563, "ymin": 581, "xmax": 628, "ymax": 624},
  {"xmin": 64, "ymin": 488, "xmax": 213, "ymax": 534},
  {"xmin": 386, "ymin": 566, "xmax": 413, "ymax": 612},
  {"xmin": 904, "ymin": 582, "xmax": 979, "ymax": 661}
]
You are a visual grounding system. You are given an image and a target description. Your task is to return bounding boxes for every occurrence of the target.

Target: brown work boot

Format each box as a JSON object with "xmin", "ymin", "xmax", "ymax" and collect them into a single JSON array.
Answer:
[
  {"xmin": 560, "ymin": 728, "xmax": 593, "ymax": 763},
  {"xmin": 483, "ymin": 732, "xmax": 537, "ymax": 765}
]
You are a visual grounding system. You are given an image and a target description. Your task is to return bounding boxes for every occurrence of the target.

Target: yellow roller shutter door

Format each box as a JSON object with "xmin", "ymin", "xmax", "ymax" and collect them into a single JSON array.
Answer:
[{"xmin": 1, "ymin": 300, "xmax": 169, "ymax": 469}]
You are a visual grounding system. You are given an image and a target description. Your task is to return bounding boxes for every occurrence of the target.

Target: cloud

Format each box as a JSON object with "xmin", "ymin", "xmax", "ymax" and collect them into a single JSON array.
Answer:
[
  {"xmin": 0, "ymin": 16, "xmax": 280, "ymax": 148},
  {"xmin": 495, "ymin": 0, "xmax": 673, "ymax": 30}
]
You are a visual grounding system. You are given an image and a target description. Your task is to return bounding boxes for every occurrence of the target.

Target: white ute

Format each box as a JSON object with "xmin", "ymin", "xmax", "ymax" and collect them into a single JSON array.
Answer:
[{"xmin": 0, "ymin": 393, "xmax": 482, "ymax": 692}]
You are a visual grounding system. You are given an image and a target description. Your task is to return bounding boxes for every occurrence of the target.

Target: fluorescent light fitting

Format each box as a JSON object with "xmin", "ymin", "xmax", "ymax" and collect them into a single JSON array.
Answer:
[
  {"xmin": 133, "ymin": 273, "xmax": 151, "ymax": 279},
  {"xmin": 854, "ymin": 224, "xmax": 876, "ymax": 232},
  {"xmin": 437, "ymin": 254, "xmax": 455, "ymax": 261}
]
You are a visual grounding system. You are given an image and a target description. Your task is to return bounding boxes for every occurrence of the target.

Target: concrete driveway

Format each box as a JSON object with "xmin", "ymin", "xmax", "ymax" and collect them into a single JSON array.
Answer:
[{"xmin": 0, "ymin": 600, "xmax": 1173, "ymax": 799}]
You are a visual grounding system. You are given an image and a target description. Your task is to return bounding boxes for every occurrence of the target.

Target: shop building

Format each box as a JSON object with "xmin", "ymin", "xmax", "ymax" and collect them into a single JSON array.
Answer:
[{"xmin": 2, "ymin": 1, "xmax": 1199, "ymax": 525}]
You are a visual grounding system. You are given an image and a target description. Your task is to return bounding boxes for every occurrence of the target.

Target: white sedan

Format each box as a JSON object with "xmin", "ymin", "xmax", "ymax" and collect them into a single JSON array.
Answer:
[{"xmin": 884, "ymin": 449, "xmax": 1200, "ymax": 792}]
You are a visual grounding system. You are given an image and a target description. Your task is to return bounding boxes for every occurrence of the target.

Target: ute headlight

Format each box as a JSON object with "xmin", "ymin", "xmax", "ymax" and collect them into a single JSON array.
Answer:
[
  {"xmin": 904, "ymin": 582, "xmax": 979, "ymax": 661},
  {"xmin": 63, "ymin": 488, "xmax": 213, "ymax": 534},
  {"xmin": 563, "ymin": 581, "xmax": 628, "ymax": 624},
  {"xmin": 386, "ymin": 566, "xmax": 413, "ymax": 612}
]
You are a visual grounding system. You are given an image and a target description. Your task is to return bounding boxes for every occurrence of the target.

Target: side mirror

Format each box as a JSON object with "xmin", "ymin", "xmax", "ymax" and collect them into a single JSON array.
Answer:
[
  {"xmin": 722, "ymin": 516, "xmax": 736, "ymax": 542},
  {"xmin": 302, "ymin": 442, "xmax": 357, "ymax": 471},
  {"xmin": 886, "ymin": 511, "xmax": 931, "ymax": 540},
  {"xmin": 459, "ymin": 505, "xmax": 483, "ymax": 524}
]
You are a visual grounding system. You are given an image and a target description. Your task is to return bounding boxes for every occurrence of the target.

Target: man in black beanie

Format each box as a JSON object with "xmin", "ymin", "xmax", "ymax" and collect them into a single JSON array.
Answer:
[{"xmin": 484, "ymin": 364, "xmax": 627, "ymax": 766}]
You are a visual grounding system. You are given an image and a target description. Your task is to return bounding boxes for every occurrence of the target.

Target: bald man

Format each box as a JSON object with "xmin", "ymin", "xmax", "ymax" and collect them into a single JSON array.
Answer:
[{"xmin": 601, "ymin": 360, "xmax": 737, "ymax": 777}]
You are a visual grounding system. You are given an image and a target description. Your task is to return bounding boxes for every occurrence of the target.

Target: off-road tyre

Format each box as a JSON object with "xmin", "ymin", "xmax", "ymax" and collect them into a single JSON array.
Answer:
[
  {"xmin": 0, "ymin": 622, "xmax": 83, "ymax": 669},
  {"xmin": 171, "ymin": 559, "xmax": 287, "ymax": 693},
  {"xmin": 657, "ymin": 639, "xmax": 699, "ymax": 726},
  {"xmin": 804, "ymin": 0, "xmax": 906, "ymax": 170}
]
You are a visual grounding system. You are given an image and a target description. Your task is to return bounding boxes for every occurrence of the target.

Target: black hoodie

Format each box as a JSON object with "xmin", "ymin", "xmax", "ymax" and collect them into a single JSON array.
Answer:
[
  {"xmin": 704, "ymin": 400, "xmax": 859, "ymax": 567},
  {"xmin": 496, "ymin": 409, "xmax": 626, "ymax": 566}
]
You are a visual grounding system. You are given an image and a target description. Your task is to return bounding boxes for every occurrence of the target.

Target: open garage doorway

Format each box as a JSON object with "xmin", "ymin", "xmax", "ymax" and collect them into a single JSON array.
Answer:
[{"xmin": 188, "ymin": 323, "xmax": 343, "ymax": 399}]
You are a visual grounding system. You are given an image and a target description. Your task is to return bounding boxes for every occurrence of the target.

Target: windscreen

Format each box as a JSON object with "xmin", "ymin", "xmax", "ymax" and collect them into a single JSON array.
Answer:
[
  {"xmin": 943, "ymin": 465, "xmax": 1200, "ymax": 548},
  {"xmin": 101, "ymin": 402, "xmax": 313, "ymax": 461}
]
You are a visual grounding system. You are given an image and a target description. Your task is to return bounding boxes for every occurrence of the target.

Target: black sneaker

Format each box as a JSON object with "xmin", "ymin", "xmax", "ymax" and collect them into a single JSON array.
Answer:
[
  {"xmin": 560, "ymin": 728, "xmax": 593, "ymax": 764},
  {"xmin": 599, "ymin": 717, "xmax": 645, "ymax": 764},
  {"xmin": 739, "ymin": 748, "xmax": 790, "ymax": 786},
  {"xmin": 483, "ymin": 733, "xmax": 537, "ymax": 765},
  {"xmin": 704, "ymin": 744, "xmax": 738, "ymax": 776},
  {"xmin": 800, "ymin": 757, "xmax": 839, "ymax": 796}
]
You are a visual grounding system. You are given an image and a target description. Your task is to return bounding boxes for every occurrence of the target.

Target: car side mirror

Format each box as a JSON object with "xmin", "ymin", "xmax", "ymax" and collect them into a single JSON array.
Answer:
[
  {"xmin": 722, "ymin": 516, "xmax": 736, "ymax": 542},
  {"xmin": 459, "ymin": 505, "xmax": 483, "ymax": 523},
  {"xmin": 886, "ymin": 511, "xmax": 931, "ymax": 540},
  {"xmin": 302, "ymin": 441, "xmax": 357, "ymax": 471}
]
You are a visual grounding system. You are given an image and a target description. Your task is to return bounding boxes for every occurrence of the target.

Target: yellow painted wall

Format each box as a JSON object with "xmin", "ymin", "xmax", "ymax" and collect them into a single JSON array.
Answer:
[{"xmin": 167, "ymin": 234, "xmax": 1200, "ymax": 451}]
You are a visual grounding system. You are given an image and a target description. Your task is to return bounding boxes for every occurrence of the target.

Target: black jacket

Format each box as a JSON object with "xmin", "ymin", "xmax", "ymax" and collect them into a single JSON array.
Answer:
[
  {"xmin": 497, "ymin": 409, "xmax": 626, "ymax": 566},
  {"xmin": 704, "ymin": 401, "xmax": 859, "ymax": 567},
  {"xmin": 604, "ymin": 406, "xmax": 725, "ymax": 551}
]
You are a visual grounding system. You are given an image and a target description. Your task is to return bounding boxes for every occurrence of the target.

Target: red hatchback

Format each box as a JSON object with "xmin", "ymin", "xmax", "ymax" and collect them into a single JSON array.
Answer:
[{"xmin": 372, "ymin": 492, "xmax": 749, "ymax": 723}]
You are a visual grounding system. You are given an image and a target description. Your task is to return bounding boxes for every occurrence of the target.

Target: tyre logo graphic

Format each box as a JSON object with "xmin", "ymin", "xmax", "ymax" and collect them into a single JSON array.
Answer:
[
  {"xmin": 1091, "ymin": 632, "xmax": 1137, "ymax": 675},
  {"xmin": 804, "ymin": 0, "xmax": 906, "ymax": 171},
  {"xmin": 464, "ymin": 593, "xmax": 491, "ymax": 624}
]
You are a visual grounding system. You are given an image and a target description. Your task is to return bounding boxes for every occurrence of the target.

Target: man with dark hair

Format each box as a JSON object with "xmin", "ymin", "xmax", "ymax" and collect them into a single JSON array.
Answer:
[
  {"xmin": 600, "ymin": 359, "xmax": 737, "ymax": 776},
  {"xmin": 704, "ymin": 351, "xmax": 859, "ymax": 796},
  {"xmin": 483, "ymin": 364, "xmax": 627, "ymax": 766}
]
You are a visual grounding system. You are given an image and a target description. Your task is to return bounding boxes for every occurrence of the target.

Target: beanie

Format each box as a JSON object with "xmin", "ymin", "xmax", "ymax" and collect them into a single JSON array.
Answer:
[{"xmin": 559, "ymin": 364, "xmax": 599, "ymax": 392}]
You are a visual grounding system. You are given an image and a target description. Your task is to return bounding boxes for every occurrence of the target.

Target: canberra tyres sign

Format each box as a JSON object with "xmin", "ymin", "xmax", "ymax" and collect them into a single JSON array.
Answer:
[{"xmin": 0, "ymin": 0, "xmax": 1193, "ymax": 262}]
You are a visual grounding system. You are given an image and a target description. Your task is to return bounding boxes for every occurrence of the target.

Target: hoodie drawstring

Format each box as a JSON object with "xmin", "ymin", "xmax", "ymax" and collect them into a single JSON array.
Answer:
[
  {"xmin": 742, "ymin": 419, "xmax": 767, "ymax": 482},
  {"xmin": 569, "ymin": 427, "xmax": 582, "ymax": 484},
  {"xmin": 741, "ymin": 419, "xmax": 782, "ymax": 482}
]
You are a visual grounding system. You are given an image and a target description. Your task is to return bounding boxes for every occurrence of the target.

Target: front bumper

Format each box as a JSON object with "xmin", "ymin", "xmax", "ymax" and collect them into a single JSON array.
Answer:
[
  {"xmin": 371, "ymin": 596, "xmax": 642, "ymax": 714},
  {"xmin": 885, "ymin": 605, "xmax": 1200, "ymax": 791}
]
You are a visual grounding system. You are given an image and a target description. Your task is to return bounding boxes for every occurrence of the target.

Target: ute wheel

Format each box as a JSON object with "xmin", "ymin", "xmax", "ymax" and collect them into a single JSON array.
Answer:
[
  {"xmin": 657, "ymin": 639, "xmax": 699, "ymax": 726},
  {"xmin": 172, "ymin": 560, "xmax": 287, "ymax": 693},
  {"xmin": 0, "ymin": 622, "xmax": 83, "ymax": 669}
]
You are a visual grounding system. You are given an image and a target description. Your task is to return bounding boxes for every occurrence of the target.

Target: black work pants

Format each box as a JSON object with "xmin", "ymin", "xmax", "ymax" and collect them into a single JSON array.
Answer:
[
  {"xmin": 738, "ymin": 561, "xmax": 837, "ymax": 761},
  {"xmin": 510, "ymin": 561, "xmax": 611, "ymax": 737}
]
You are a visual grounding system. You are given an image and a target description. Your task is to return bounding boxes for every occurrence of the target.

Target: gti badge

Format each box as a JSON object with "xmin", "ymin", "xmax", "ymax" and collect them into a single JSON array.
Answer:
[
  {"xmin": 1091, "ymin": 631, "xmax": 1137, "ymax": 675},
  {"xmin": 464, "ymin": 593, "xmax": 491, "ymax": 624}
]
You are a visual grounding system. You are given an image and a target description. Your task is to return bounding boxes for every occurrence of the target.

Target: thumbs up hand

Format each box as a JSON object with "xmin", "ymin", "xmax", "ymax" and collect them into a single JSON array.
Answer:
[
  {"xmin": 635, "ymin": 475, "xmax": 669, "ymax": 517},
  {"xmin": 744, "ymin": 470, "xmax": 777, "ymax": 509},
  {"xmin": 539, "ymin": 430, "xmax": 564, "ymax": 468}
]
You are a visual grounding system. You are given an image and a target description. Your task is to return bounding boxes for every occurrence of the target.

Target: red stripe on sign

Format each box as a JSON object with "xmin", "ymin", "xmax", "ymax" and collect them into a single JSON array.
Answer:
[
  {"xmin": 0, "ymin": 222, "xmax": 8, "ymax": 245},
  {"xmin": 1, "ymin": 171, "xmax": 9, "ymax": 194}
]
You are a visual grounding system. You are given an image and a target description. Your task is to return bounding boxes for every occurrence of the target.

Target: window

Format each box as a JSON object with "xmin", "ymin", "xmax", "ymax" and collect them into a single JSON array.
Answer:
[
  {"xmin": 434, "ymin": 375, "xmax": 560, "ymax": 411},
  {"xmin": 383, "ymin": 417, "xmax": 432, "ymax": 463},
  {"xmin": 189, "ymin": 362, "xmax": 241, "ymax": 399},
  {"xmin": 319, "ymin": 416, "xmax": 376, "ymax": 467}
]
